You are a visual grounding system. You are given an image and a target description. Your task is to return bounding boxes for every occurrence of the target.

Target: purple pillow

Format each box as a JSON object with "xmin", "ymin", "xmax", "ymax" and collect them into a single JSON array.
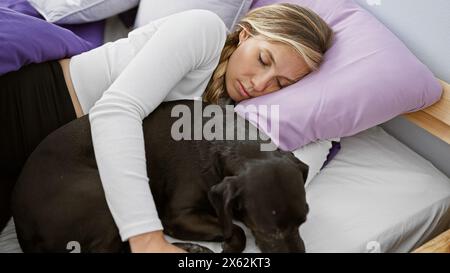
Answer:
[
  {"xmin": 60, "ymin": 21, "xmax": 105, "ymax": 48},
  {"xmin": 234, "ymin": 0, "xmax": 442, "ymax": 151},
  {"xmin": 0, "ymin": 7, "xmax": 95, "ymax": 76},
  {"xmin": 0, "ymin": 0, "xmax": 39, "ymax": 16},
  {"xmin": 1, "ymin": 0, "xmax": 105, "ymax": 48}
]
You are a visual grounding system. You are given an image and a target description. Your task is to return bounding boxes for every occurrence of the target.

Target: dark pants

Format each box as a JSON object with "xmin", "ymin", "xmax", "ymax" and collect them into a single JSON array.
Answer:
[{"xmin": 0, "ymin": 61, "xmax": 77, "ymax": 231}]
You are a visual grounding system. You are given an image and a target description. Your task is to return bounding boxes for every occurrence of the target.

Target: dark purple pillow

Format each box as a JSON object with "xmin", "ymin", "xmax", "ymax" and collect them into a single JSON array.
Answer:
[
  {"xmin": 321, "ymin": 141, "xmax": 341, "ymax": 169},
  {"xmin": 0, "ymin": 0, "xmax": 39, "ymax": 16},
  {"xmin": 60, "ymin": 21, "xmax": 105, "ymax": 48},
  {"xmin": 1, "ymin": 0, "xmax": 105, "ymax": 48},
  {"xmin": 0, "ymin": 7, "xmax": 95, "ymax": 76}
]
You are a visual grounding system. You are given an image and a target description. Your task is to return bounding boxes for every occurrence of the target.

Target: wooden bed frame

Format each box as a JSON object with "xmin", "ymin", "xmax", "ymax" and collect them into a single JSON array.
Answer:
[{"xmin": 404, "ymin": 79, "xmax": 450, "ymax": 144}]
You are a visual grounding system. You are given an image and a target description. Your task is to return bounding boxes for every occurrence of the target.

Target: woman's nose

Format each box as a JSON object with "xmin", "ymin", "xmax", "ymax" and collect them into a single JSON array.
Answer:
[{"xmin": 252, "ymin": 73, "xmax": 273, "ymax": 93}]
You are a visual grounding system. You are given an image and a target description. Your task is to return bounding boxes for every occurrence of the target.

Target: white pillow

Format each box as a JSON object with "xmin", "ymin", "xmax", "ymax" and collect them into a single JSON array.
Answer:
[
  {"xmin": 293, "ymin": 138, "xmax": 340, "ymax": 188},
  {"xmin": 28, "ymin": 0, "xmax": 139, "ymax": 24},
  {"xmin": 134, "ymin": 0, "xmax": 253, "ymax": 31}
]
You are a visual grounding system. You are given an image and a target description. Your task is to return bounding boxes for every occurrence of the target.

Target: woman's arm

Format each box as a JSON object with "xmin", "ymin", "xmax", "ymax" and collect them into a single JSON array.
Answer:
[
  {"xmin": 129, "ymin": 230, "xmax": 185, "ymax": 253},
  {"xmin": 88, "ymin": 10, "xmax": 227, "ymax": 251}
]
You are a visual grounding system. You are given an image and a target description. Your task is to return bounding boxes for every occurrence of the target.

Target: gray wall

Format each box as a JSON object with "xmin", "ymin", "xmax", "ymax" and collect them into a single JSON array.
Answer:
[{"xmin": 353, "ymin": 0, "xmax": 450, "ymax": 177}]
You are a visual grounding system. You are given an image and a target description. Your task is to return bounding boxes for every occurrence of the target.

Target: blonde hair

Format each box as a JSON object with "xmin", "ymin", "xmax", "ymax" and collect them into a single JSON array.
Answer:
[{"xmin": 203, "ymin": 3, "xmax": 334, "ymax": 104}]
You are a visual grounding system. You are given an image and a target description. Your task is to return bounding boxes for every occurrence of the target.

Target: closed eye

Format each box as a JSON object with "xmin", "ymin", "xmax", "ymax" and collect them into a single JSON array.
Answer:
[
  {"xmin": 258, "ymin": 53, "xmax": 267, "ymax": 66},
  {"xmin": 259, "ymin": 53, "xmax": 282, "ymax": 88}
]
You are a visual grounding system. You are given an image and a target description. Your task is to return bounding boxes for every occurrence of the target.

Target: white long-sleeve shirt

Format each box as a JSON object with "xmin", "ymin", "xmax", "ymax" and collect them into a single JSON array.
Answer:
[{"xmin": 69, "ymin": 9, "xmax": 228, "ymax": 241}]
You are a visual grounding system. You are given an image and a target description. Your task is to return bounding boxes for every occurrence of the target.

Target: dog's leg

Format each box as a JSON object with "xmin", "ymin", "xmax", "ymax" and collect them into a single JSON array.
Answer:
[
  {"xmin": 166, "ymin": 213, "xmax": 246, "ymax": 253},
  {"xmin": 221, "ymin": 225, "xmax": 246, "ymax": 253}
]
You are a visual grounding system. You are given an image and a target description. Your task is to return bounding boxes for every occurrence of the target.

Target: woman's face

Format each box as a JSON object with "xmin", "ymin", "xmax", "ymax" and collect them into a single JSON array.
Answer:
[{"xmin": 225, "ymin": 29, "xmax": 311, "ymax": 102}]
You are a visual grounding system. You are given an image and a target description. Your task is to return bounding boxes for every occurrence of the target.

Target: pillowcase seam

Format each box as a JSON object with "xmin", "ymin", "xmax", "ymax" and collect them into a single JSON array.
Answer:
[{"xmin": 230, "ymin": 0, "xmax": 250, "ymax": 32}]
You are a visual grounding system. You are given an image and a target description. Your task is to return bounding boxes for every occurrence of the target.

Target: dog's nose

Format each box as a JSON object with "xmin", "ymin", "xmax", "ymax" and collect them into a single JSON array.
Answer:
[{"xmin": 256, "ymin": 234, "xmax": 306, "ymax": 253}]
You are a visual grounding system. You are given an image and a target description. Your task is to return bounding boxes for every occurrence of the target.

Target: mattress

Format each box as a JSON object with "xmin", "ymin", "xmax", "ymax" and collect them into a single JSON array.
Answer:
[
  {"xmin": 300, "ymin": 126, "xmax": 450, "ymax": 252},
  {"xmin": 1, "ymin": 126, "xmax": 449, "ymax": 252}
]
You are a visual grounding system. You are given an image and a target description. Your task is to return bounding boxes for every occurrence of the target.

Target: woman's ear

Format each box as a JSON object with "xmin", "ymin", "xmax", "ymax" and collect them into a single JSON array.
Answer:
[{"xmin": 238, "ymin": 28, "xmax": 250, "ymax": 45}]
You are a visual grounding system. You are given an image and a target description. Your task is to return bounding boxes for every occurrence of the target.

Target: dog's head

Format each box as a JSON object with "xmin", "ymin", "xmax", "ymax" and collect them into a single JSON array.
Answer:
[{"xmin": 208, "ymin": 151, "xmax": 309, "ymax": 252}]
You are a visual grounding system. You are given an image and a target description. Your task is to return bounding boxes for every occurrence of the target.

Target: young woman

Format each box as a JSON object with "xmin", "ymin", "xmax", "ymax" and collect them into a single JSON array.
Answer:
[{"xmin": 0, "ymin": 3, "xmax": 333, "ymax": 252}]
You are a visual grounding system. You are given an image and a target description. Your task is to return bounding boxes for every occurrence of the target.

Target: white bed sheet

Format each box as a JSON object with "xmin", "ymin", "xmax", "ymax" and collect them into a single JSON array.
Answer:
[
  {"xmin": 165, "ymin": 126, "xmax": 450, "ymax": 252},
  {"xmin": 1, "ymin": 126, "xmax": 449, "ymax": 252},
  {"xmin": 300, "ymin": 126, "xmax": 450, "ymax": 253}
]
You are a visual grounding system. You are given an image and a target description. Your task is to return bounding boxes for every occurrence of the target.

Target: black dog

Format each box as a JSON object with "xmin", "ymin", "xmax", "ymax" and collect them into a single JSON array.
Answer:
[{"xmin": 12, "ymin": 100, "xmax": 309, "ymax": 253}]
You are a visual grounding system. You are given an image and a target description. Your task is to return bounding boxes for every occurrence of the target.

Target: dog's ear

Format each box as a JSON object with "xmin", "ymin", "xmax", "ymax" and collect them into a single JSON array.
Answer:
[
  {"xmin": 286, "ymin": 152, "xmax": 309, "ymax": 184},
  {"xmin": 211, "ymin": 151, "xmax": 225, "ymax": 178},
  {"xmin": 208, "ymin": 176, "xmax": 240, "ymax": 240}
]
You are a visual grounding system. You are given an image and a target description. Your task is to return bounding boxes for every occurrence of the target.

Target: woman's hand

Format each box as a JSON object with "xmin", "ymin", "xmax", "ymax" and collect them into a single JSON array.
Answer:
[{"xmin": 129, "ymin": 230, "xmax": 187, "ymax": 253}]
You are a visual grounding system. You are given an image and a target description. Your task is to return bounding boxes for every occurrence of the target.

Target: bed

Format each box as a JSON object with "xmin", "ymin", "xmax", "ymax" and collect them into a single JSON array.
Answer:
[
  {"xmin": 405, "ymin": 80, "xmax": 450, "ymax": 145},
  {"xmin": 165, "ymin": 126, "xmax": 450, "ymax": 253},
  {"xmin": 1, "ymin": 125, "xmax": 449, "ymax": 253}
]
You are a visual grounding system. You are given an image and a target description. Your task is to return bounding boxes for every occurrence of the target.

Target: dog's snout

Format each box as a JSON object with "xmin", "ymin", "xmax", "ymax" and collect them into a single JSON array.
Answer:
[{"xmin": 254, "ymin": 229, "xmax": 305, "ymax": 253}]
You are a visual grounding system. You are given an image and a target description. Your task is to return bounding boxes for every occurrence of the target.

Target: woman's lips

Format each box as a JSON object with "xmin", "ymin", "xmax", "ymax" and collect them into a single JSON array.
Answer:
[{"xmin": 238, "ymin": 81, "xmax": 251, "ymax": 98}]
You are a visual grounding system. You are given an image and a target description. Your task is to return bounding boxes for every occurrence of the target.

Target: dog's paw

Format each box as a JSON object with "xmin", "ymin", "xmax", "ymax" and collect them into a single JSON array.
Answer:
[
  {"xmin": 222, "ymin": 225, "xmax": 246, "ymax": 253},
  {"xmin": 173, "ymin": 242, "xmax": 214, "ymax": 253}
]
